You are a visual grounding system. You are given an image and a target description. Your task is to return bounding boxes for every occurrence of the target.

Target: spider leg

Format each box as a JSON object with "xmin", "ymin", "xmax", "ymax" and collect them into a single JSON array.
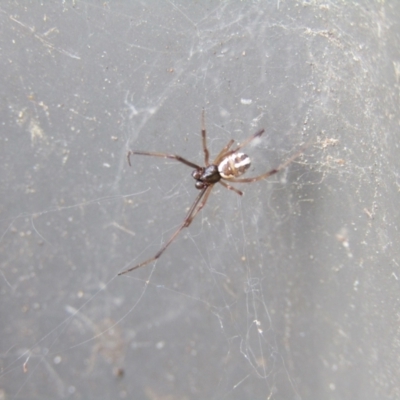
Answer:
[
  {"xmin": 127, "ymin": 151, "xmax": 201, "ymax": 169},
  {"xmin": 118, "ymin": 185, "xmax": 214, "ymax": 275},
  {"xmin": 227, "ymin": 141, "xmax": 308, "ymax": 183},
  {"xmin": 227, "ymin": 169, "xmax": 278, "ymax": 183},
  {"xmin": 201, "ymin": 109, "xmax": 210, "ymax": 166},
  {"xmin": 219, "ymin": 180, "xmax": 243, "ymax": 196},
  {"xmin": 229, "ymin": 128, "xmax": 265, "ymax": 154},
  {"xmin": 213, "ymin": 129, "xmax": 264, "ymax": 165},
  {"xmin": 213, "ymin": 139, "xmax": 235, "ymax": 165}
]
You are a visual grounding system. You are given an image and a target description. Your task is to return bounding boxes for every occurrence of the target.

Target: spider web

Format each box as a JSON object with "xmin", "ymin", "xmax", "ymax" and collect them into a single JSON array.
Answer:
[{"xmin": 1, "ymin": 1, "xmax": 400, "ymax": 399}]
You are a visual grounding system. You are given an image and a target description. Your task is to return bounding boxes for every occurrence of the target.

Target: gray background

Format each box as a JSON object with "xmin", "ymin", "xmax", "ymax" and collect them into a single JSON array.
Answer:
[{"xmin": 1, "ymin": 1, "xmax": 400, "ymax": 399}]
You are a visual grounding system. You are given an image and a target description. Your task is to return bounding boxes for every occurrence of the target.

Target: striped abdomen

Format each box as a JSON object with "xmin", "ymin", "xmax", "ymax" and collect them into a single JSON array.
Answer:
[{"xmin": 218, "ymin": 153, "xmax": 251, "ymax": 179}]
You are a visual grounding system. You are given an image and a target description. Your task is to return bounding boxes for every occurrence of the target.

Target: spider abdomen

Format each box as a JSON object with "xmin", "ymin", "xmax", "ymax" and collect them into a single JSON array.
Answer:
[{"xmin": 218, "ymin": 152, "xmax": 251, "ymax": 179}]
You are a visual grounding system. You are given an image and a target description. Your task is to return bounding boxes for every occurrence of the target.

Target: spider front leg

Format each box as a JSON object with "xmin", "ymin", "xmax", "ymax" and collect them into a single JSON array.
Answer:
[
  {"xmin": 127, "ymin": 150, "xmax": 201, "ymax": 169},
  {"xmin": 118, "ymin": 185, "xmax": 214, "ymax": 275},
  {"xmin": 201, "ymin": 109, "xmax": 210, "ymax": 166}
]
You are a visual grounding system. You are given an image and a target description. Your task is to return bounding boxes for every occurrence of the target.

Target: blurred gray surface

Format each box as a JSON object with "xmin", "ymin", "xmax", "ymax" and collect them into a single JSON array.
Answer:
[{"xmin": 1, "ymin": 1, "xmax": 400, "ymax": 399}]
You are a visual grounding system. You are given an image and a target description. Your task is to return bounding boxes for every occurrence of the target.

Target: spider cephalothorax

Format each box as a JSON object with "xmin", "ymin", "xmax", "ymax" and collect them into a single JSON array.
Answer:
[{"xmin": 192, "ymin": 165, "xmax": 220, "ymax": 189}]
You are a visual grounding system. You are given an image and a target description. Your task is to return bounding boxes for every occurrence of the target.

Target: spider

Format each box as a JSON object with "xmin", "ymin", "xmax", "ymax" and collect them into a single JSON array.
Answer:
[{"xmin": 118, "ymin": 111, "xmax": 306, "ymax": 275}]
